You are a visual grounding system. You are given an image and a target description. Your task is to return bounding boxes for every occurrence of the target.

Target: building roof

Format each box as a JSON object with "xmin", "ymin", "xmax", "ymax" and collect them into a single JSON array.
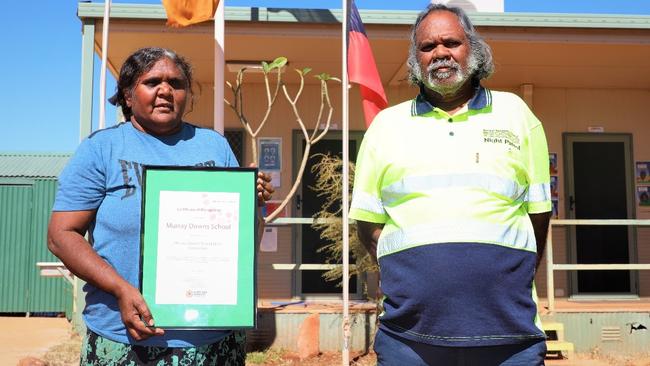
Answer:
[
  {"xmin": 78, "ymin": 3, "xmax": 650, "ymax": 29},
  {"xmin": 0, "ymin": 153, "xmax": 71, "ymax": 178}
]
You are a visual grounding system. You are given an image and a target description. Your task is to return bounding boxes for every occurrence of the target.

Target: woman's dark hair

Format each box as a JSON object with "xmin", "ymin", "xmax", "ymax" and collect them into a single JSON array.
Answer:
[{"xmin": 108, "ymin": 47, "xmax": 193, "ymax": 121}]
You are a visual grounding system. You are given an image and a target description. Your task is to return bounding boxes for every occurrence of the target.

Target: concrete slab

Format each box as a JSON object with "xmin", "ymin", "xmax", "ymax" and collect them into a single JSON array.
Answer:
[{"xmin": 0, "ymin": 317, "xmax": 72, "ymax": 366}]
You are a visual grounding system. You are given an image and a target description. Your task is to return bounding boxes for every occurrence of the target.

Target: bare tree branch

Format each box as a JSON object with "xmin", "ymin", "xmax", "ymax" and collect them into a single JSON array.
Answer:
[{"xmin": 223, "ymin": 58, "xmax": 338, "ymax": 223}]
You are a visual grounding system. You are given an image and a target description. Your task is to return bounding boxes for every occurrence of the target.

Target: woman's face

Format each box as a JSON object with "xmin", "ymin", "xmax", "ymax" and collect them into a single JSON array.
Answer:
[{"xmin": 126, "ymin": 57, "xmax": 189, "ymax": 135}]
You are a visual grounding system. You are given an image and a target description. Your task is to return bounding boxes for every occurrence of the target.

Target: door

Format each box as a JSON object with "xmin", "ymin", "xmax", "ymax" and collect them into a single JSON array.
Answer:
[
  {"xmin": 564, "ymin": 133, "xmax": 637, "ymax": 295},
  {"xmin": 293, "ymin": 131, "xmax": 363, "ymax": 297}
]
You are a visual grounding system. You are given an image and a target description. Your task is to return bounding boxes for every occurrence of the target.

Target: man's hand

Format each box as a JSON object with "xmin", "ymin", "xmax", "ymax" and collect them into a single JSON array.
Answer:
[
  {"xmin": 115, "ymin": 283, "xmax": 164, "ymax": 341},
  {"xmin": 530, "ymin": 211, "xmax": 552, "ymax": 270},
  {"xmin": 356, "ymin": 221, "xmax": 384, "ymax": 264}
]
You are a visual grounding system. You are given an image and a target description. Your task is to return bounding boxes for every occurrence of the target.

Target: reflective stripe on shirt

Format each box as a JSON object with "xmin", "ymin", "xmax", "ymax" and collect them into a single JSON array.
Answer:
[
  {"xmin": 377, "ymin": 219, "xmax": 536, "ymax": 258},
  {"xmin": 351, "ymin": 189, "xmax": 386, "ymax": 215},
  {"xmin": 526, "ymin": 182, "xmax": 551, "ymax": 203},
  {"xmin": 381, "ymin": 173, "xmax": 528, "ymax": 206}
]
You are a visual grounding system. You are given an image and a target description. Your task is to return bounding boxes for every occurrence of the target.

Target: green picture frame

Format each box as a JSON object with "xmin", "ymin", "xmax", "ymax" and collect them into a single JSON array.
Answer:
[{"xmin": 140, "ymin": 166, "xmax": 257, "ymax": 329}]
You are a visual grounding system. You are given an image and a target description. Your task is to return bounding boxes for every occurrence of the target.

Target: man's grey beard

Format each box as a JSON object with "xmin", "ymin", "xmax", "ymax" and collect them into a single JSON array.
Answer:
[{"xmin": 420, "ymin": 53, "xmax": 478, "ymax": 96}]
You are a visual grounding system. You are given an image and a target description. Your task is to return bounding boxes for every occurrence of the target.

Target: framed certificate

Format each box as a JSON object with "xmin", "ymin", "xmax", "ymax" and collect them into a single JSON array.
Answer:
[{"xmin": 139, "ymin": 166, "xmax": 257, "ymax": 329}]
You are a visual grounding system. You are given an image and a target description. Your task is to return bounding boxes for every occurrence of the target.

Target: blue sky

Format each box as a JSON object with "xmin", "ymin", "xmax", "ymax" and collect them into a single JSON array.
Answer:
[{"xmin": 1, "ymin": 0, "xmax": 648, "ymax": 153}]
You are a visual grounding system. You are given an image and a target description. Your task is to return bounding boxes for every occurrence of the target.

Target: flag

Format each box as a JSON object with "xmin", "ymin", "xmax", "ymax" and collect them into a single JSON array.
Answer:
[
  {"xmin": 162, "ymin": 0, "xmax": 219, "ymax": 27},
  {"xmin": 348, "ymin": 0, "xmax": 388, "ymax": 127}
]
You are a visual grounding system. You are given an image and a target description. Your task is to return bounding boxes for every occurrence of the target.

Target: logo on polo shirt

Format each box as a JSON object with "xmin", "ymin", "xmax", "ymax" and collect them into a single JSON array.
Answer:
[{"xmin": 483, "ymin": 129, "xmax": 521, "ymax": 150}]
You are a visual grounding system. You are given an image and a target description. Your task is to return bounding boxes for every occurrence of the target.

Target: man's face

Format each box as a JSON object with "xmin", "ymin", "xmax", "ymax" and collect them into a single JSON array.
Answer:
[{"xmin": 415, "ymin": 10, "xmax": 475, "ymax": 95}]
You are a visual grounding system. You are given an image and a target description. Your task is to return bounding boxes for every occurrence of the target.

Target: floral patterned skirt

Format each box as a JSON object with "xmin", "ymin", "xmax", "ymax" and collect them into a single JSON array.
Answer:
[{"xmin": 80, "ymin": 329, "xmax": 246, "ymax": 366}]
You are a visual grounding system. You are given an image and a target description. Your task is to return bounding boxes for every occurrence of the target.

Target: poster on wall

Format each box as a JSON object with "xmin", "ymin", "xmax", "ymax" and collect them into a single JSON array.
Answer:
[
  {"xmin": 638, "ymin": 186, "xmax": 650, "ymax": 207},
  {"xmin": 636, "ymin": 162, "xmax": 650, "ymax": 185},
  {"xmin": 262, "ymin": 200, "xmax": 288, "ymax": 218},
  {"xmin": 549, "ymin": 153, "xmax": 558, "ymax": 175},
  {"xmin": 260, "ymin": 227, "xmax": 278, "ymax": 252},
  {"xmin": 551, "ymin": 199, "xmax": 559, "ymax": 219},
  {"xmin": 550, "ymin": 176, "xmax": 559, "ymax": 199}
]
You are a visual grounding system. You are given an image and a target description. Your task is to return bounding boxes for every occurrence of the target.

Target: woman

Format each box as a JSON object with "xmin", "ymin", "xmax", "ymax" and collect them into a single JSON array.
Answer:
[{"xmin": 47, "ymin": 47, "xmax": 273, "ymax": 365}]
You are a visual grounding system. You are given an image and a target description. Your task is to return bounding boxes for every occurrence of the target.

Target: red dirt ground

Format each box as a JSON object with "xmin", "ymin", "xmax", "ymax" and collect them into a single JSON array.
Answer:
[{"xmin": 3, "ymin": 316, "xmax": 650, "ymax": 366}]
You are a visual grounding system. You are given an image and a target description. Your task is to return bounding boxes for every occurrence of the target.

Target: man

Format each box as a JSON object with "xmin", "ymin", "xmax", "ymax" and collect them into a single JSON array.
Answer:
[{"xmin": 349, "ymin": 4, "xmax": 552, "ymax": 365}]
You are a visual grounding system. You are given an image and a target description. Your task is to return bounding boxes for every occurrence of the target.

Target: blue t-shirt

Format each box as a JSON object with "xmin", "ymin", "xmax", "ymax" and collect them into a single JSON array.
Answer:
[{"xmin": 53, "ymin": 121, "xmax": 238, "ymax": 347}]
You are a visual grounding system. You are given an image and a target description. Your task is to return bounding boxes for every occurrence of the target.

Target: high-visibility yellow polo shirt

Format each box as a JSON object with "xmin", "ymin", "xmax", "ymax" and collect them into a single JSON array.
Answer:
[{"xmin": 350, "ymin": 86, "xmax": 551, "ymax": 347}]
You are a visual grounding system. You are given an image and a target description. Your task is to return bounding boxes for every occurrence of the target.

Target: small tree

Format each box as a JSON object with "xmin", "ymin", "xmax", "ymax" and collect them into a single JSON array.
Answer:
[
  {"xmin": 224, "ymin": 57, "xmax": 286, "ymax": 167},
  {"xmin": 310, "ymin": 153, "xmax": 378, "ymax": 293},
  {"xmin": 225, "ymin": 58, "xmax": 339, "ymax": 223}
]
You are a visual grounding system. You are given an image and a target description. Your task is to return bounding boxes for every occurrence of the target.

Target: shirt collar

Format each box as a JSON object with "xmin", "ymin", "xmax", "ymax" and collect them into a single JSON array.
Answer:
[{"xmin": 411, "ymin": 84, "xmax": 492, "ymax": 116}]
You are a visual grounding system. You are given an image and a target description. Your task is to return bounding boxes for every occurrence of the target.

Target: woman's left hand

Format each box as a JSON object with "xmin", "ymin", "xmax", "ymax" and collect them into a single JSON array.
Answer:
[{"xmin": 254, "ymin": 169, "xmax": 274, "ymax": 206}]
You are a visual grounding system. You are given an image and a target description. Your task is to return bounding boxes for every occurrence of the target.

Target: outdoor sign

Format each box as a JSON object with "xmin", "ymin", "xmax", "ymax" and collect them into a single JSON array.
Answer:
[
  {"xmin": 258, "ymin": 137, "xmax": 282, "ymax": 171},
  {"xmin": 258, "ymin": 138, "xmax": 282, "ymax": 187}
]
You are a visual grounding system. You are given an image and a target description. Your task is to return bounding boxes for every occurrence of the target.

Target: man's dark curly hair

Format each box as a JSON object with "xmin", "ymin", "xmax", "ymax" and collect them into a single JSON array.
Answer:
[{"xmin": 108, "ymin": 47, "xmax": 193, "ymax": 121}]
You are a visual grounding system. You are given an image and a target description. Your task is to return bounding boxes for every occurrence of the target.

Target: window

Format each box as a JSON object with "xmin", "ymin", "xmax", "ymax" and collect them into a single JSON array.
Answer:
[{"xmin": 224, "ymin": 129, "xmax": 245, "ymax": 166}]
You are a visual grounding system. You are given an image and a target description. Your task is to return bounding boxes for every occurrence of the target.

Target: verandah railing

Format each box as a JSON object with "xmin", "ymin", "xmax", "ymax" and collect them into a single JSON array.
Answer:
[
  {"xmin": 267, "ymin": 217, "xmax": 357, "ymax": 271},
  {"xmin": 42, "ymin": 218, "xmax": 650, "ymax": 313},
  {"xmin": 546, "ymin": 219, "xmax": 650, "ymax": 313},
  {"xmin": 271, "ymin": 218, "xmax": 650, "ymax": 312}
]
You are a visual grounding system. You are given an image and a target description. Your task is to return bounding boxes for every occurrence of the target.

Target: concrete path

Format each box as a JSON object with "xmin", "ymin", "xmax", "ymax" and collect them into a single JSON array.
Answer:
[{"xmin": 0, "ymin": 317, "xmax": 71, "ymax": 366}]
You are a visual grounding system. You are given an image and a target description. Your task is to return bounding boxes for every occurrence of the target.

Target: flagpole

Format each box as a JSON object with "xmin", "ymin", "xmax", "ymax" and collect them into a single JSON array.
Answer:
[
  {"xmin": 342, "ymin": 0, "xmax": 351, "ymax": 365},
  {"xmin": 98, "ymin": 0, "xmax": 112, "ymax": 130},
  {"xmin": 213, "ymin": 0, "xmax": 225, "ymax": 133}
]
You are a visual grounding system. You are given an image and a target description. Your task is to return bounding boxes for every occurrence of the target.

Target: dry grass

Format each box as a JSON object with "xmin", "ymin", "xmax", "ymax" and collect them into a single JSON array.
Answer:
[
  {"xmin": 41, "ymin": 331, "xmax": 81, "ymax": 366},
  {"xmin": 38, "ymin": 334, "xmax": 650, "ymax": 366},
  {"xmin": 246, "ymin": 348, "xmax": 284, "ymax": 364},
  {"xmin": 37, "ymin": 332, "xmax": 376, "ymax": 366}
]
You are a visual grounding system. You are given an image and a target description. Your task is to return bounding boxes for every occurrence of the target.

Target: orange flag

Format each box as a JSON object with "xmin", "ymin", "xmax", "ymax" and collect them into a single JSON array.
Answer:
[{"xmin": 162, "ymin": 0, "xmax": 219, "ymax": 27}]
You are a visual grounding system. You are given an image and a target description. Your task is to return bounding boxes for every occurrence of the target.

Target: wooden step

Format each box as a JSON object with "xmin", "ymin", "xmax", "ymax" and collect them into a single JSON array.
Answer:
[
  {"xmin": 545, "ymin": 340, "xmax": 574, "ymax": 360},
  {"xmin": 542, "ymin": 322, "xmax": 564, "ymax": 332},
  {"xmin": 542, "ymin": 321, "xmax": 565, "ymax": 341}
]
